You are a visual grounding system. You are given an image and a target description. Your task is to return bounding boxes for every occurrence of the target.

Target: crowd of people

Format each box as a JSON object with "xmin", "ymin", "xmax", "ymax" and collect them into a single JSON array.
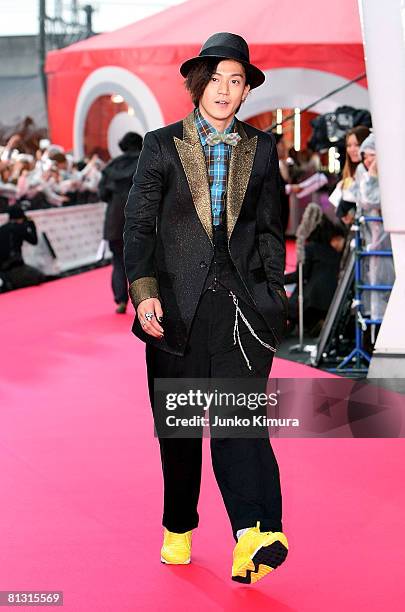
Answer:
[
  {"xmin": 0, "ymin": 130, "xmax": 107, "ymax": 292},
  {"xmin": 284, "ymin": 125, "xmax": 394, "ymax": 345},
  {"xmin": 0, "ymin": 134, "xmax": 104, "ymax": 213},
  {"xmin": 0, "ymin": 130, "xmax": 144, "ymax": 298}
]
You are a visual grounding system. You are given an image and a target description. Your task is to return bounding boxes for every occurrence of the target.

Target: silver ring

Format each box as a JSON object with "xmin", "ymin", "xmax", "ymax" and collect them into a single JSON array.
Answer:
[
  {"xmin": 140, "ymin": 319, "xmax": 147, "ymax": 327},
  {"xmin": 145, "ymin": 311, "xmax": 154, "ymax": 322}
]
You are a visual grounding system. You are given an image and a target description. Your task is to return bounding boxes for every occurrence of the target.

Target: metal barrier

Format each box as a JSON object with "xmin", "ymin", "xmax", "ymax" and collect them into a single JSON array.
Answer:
[
  {"xmin": 328, "ymin": 214, "xmax": 393, "ymax": 375},
  {"xmin": 0, "ymin": 203, "xmax": 110, "ymax": 275}
]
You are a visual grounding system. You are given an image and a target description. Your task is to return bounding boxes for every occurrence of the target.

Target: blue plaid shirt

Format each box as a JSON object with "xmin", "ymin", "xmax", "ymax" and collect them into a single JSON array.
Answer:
[{"xmin": 194, "ymin": 107, "xmax": 236, "ymax": 227}]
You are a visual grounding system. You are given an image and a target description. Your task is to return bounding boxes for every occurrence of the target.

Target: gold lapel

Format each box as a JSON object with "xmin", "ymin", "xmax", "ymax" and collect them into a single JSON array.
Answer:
[
  {"xmin": 173, "ymin": 111, "xmax": 258, "ymax": 245},
  {"xmin": 226, "ymin": 120, "xmax": 258, "ymax": 242},
  {"xmin": 174, "ymin": 111, "xmax": 213, "ymax": 245}
]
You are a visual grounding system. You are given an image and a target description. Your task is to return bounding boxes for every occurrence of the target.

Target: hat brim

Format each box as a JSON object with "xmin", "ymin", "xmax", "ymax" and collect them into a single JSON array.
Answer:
[{"xmin": 180, "ymin": 55, "xmax": 265, "ymax": 90}]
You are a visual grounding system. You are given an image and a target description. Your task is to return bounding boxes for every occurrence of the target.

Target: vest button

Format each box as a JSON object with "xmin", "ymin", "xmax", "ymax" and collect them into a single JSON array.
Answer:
[{"xmin": 199, "ymin": 261, "xmax": 207, "ymax": 268}]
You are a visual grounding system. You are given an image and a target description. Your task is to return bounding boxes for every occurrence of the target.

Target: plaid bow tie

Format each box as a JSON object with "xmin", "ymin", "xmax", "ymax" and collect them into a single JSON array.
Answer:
[{"xmin": 205, "ymin": 132, "xmax": 241, "ymax": 146}]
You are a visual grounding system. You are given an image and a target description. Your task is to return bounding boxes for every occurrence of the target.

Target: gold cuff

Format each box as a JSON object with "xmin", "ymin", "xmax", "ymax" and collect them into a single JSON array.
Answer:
[{"xmin": 129, "ymin": 277, "xmax": 160, "ymax": 309}]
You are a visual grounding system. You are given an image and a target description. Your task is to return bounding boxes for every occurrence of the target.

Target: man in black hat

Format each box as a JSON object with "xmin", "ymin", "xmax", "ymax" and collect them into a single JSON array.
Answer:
[
  {"xmin": 0, "ymin": 205, "xmax": 44, "ymax": 291},
  {"xmin": 124, "ymin": 32, "xmax": 289, "ymax": 584}
]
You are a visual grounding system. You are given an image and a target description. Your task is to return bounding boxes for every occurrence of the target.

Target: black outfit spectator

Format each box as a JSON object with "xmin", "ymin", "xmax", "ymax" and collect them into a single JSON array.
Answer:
[
  {"xmin": 99, "ymin": 132, "xmax": 143, "ymax": 313},
  {"xmin": 285, "ymin": 220, "xmax": 345, "ymax": 335},
  {"xmin": 0, "ymin": 205, "xmax": 44, "ymax": 291}
]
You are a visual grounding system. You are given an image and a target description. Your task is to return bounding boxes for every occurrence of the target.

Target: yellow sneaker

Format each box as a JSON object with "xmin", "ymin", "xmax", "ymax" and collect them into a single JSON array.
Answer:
[
  {"xmin": 160, "ymin": 528, "xmax": 192, "ymax": 564},
  {"xmin": 232, "ymin": 522, "xmax": 288, "ymax": 584}
]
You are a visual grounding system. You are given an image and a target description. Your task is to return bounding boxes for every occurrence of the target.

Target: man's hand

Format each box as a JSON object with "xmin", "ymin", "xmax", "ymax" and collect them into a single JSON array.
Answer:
[
  {"xmin": 136, "ymin": 298, "xmax": 164, "ymax": 338},
  {"xmin": 270, "ymin": 285, "xmax": 289, "ymax": 316}
]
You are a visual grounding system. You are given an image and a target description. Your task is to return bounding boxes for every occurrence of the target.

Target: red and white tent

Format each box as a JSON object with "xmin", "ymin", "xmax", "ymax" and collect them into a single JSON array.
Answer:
[{"xmin": 45, "ymin": 0, "xmax": 368, "ymax": 158}]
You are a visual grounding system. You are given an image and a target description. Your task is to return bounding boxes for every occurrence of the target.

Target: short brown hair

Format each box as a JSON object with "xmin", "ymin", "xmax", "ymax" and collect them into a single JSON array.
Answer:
[{"xmin": 184, "ymin": 58, "xmax": 247, "ymax": 109}]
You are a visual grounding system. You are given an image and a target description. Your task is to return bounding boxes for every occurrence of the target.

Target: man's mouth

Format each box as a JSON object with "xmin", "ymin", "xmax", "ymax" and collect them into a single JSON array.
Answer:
[{"xmin": 216, "ymin": 100, "xmax": 229, "ymax": 106}]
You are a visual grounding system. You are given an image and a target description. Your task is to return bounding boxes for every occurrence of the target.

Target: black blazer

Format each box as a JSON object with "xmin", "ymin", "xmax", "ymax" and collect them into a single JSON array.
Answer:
[{"xmin": 124, "ymin": 110, "xmax": 287, "ymax": 356}]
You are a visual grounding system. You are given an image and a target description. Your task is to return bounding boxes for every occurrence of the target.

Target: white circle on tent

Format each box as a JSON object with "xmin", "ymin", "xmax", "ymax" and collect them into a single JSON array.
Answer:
[
  {"xmin": 107, "ymin": 113, "xmax": 145, "ymax": 158},
  {"xmin": 73, "ymin": 66, "xmax": 164, "ymax": 159}
]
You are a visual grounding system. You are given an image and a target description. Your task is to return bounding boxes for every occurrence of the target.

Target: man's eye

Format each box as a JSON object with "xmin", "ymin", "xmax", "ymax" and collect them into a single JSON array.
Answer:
[
  {"xmin": 212, "ymin": 77, "xmax": 218, "ymax": 82},
  {"xmin": 232, "ymin": 80, "xmax": 240, "ymax": 85}
]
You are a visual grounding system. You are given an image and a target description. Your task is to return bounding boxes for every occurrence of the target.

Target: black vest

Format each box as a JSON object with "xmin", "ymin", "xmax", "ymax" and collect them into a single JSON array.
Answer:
[{"xmin": 201, "ymin": 222, "xmax": 256, "ymax": 308}]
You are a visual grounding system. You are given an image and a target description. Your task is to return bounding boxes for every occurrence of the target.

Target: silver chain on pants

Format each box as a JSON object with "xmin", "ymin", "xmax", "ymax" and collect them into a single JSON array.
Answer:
[{"xmin": 228, "ymin": 290, "xmax": 277, "ymax": 371}]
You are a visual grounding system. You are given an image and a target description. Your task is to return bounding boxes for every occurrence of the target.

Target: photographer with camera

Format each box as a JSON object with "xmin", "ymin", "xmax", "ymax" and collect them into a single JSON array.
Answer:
[{"xmin": 0, "ymin": 205, "xmax": 45, "ymax": 291}]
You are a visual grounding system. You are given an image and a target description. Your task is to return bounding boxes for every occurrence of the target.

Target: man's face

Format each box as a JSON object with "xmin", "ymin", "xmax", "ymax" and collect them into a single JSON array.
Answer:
[{"xmin": 199, "ymin": 59, "xmax": 250, "ymax": 126}]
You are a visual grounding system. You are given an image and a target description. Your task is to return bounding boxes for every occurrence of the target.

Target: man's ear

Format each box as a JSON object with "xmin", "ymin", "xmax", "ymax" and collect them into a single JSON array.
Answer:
[{"xmin": 242, "ymin": 83, "xmax": 250, "ymax": 102}]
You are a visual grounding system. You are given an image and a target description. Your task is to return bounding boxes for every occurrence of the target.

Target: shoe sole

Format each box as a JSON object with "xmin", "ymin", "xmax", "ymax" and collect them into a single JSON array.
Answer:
[
  {"xmin": 232, "ymin": 540, "xmax": 288, "ymax": 584},
  {"xmin": 160, "ymin": 556, "xmax": 190, "ymax": 564}
]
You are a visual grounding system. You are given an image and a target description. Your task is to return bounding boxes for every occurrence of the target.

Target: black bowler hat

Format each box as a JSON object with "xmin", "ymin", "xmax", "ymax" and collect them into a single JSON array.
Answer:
[{"xmin": 180, "ymin": 32, "xmax": 265, "ymax": 90}]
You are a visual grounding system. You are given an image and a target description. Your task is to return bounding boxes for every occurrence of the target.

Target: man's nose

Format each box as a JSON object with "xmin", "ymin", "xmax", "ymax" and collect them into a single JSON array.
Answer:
[{"xmin": 218, "ymin": 80, "xmax": 229, "ymax": 94}]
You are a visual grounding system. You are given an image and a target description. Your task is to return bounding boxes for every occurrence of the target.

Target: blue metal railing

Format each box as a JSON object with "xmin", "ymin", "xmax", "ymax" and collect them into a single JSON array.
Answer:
[{"xmin": 328, "ymin": 214, "xmax": 393, "ymax": 375}]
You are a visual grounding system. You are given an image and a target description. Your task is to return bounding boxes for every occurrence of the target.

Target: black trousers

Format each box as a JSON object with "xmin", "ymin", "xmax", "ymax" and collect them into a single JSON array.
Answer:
[
  {"xmin": 1, "ymin": 263, "xmax": 44, "ymax": 291},
  {"xmin": 109, "ymin": 239, "xmax": 128, "ymax": 304},
  {"xmin": 146, "ymin": 284, "xmax": 282, "ymax": 540}
]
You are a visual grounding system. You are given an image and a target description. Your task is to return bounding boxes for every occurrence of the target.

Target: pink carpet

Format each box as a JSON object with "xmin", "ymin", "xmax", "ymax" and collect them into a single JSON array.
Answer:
[
  {"xmin": 285, "ymin": 238, "xmax": 296, "ymax": 273},
  {"xmin": 1, "ymin": 267, "xmax": 404, "ymax": 611}
]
